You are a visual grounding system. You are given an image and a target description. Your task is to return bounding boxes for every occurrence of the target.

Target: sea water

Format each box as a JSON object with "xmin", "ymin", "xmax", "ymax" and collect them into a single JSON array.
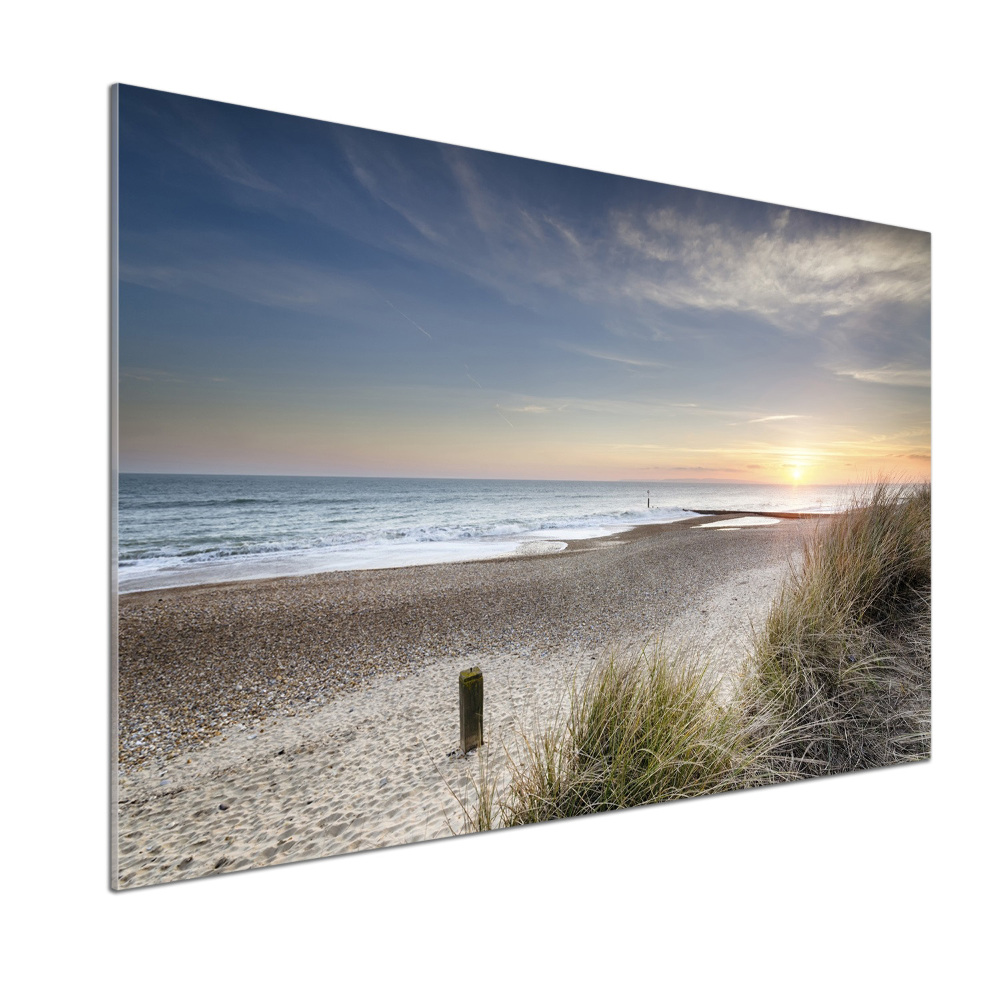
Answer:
[{"xmin": 117, "ymin": 474, "xmax": 859, "ymax": 593}]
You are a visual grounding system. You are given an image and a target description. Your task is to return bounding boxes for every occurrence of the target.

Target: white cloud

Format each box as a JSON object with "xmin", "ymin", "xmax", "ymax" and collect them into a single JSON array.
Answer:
[
  {"xmin": 610, "ymin": 206, "xmax": 930, "ymax": 327},
  {"xmin": 833, "ymin": 366, "xmax": 931, "ymax": 387},
  {"xmin": 555, "ymin": 341, "xmax": 668, "ymax": 368},
  {"xmin": 154, "ymin": 125, "xmax": 930, "ymax": 396}
]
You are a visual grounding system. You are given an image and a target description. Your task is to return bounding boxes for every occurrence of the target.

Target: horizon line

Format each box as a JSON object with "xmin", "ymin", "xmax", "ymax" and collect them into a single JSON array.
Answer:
[{"xmin": 117, "ymin": 470, "xmax": 926, "ymax": 487}]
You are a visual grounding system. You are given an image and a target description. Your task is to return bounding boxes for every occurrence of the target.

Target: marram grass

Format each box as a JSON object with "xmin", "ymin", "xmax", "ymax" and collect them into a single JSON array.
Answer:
[
  {"xmin": 472, "ymin": 482, "xmax": 930, "ymax": 829},
  {"xmin": 481, "ymin": 649, "xmax": 790, "ymax": 827},
  {"xmin": 739, "ymin": 481, "xmax": 931, "ymax": 778}
]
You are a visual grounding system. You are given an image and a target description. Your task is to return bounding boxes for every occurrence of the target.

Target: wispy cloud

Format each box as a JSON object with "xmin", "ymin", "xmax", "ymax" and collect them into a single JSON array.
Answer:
[
  {"xmin": 179, "ymin": 118, "xmax": 929, "ymax": 384},
  {"xmin": 747, "ymin": 414, "xmax": 807, "ymax": 424},
  {"xmin": 162, "ymin": 102, "xmax": 279, "ymax": 195},
  {"xmin": 182, "ymin": 140, "xmax": 279, "ymax": 194},
  {"xmin": 120, "ymin": 367, "xmax": 233, "ymax": 386},
  {"xmin": 833, "ymin": 366, "xmax": 930, "ymax": 387},
  {"xmin": 120, "ymin": 367, "xmax": 188, "ymax": 384},
  {"xmin": 364, "ymin": 156, "xmax": 929, "ymax": 344},
  {"xmin": 342, "ymin": 140, "xmax": 444, "ymax": 244},
  {"xmin": 637, "ymin": 465, "xmax": 751, "ymax": 474},
  {"xmin": 448, "ymin": 152, "xmax": 505, "ymax": 238},
  {"xmin": 120, "ymin": 252, "xmax": 366, "ymax": 317},
  {"xmin": 612, "ymin": 206, "xmax": 930, "ymax": 328},
  {"xmin": 151, "ymin": 102, "xmax": 930, "ymax": 360},
  {"xmin": 555, "ymin": 341, "xmax": 668, "ymax": 368}
]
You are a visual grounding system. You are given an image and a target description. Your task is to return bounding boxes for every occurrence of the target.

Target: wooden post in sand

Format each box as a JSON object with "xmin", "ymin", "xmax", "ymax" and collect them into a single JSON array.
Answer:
[{"xmin": 459, "ymin": 667, "xmax": 483, "ymax": 753}]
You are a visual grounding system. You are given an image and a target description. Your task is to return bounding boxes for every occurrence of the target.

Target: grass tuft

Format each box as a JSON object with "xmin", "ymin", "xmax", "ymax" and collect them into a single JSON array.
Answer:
[
  {"xmin": 473, "ymin": 481, "xmax": 931, "ymax": 827},
  {"xmin": 483, "ymin": 645, "xmax": 788, "ymax": 826},
  {"xmin": 738, "ymin": 481, "xmax": 931, "ymax": 777}
]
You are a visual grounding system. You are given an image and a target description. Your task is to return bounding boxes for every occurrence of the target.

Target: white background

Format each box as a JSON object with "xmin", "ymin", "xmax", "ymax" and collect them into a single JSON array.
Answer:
[{"xmin": 3, "ymin": 2, "xmax": 995, "ymax": 996}]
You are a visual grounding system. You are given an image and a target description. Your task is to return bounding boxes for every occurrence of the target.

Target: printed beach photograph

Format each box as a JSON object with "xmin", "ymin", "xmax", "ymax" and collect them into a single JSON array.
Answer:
[{"xmin": 112, "ymin": 84, "xmax": 931, "ymax": 889}]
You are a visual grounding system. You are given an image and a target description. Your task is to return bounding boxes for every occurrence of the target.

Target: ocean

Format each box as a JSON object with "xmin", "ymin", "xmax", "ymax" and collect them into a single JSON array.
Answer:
[{"xmin": 117, "ymin": 474, "xmax": 859, "ymax": 593}]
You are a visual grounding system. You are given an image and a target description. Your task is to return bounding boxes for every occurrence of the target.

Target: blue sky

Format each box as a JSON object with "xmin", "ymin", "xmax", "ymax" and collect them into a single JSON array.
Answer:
[{"xmin": 117, "ymin": 84, "xmax": 930, "ymax": 483}]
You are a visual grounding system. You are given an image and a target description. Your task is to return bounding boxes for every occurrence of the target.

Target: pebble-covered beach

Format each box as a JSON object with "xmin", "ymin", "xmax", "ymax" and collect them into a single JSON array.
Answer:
[{"xmin": 115, "ymin": 515, "xmax": 812, "ymax": 888}]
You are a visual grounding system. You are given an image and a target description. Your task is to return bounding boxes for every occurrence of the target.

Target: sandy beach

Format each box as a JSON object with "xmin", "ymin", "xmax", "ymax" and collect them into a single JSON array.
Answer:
[{"xmin": 115, "ymin": 514, "xmax": 813, "ymax": 888}]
